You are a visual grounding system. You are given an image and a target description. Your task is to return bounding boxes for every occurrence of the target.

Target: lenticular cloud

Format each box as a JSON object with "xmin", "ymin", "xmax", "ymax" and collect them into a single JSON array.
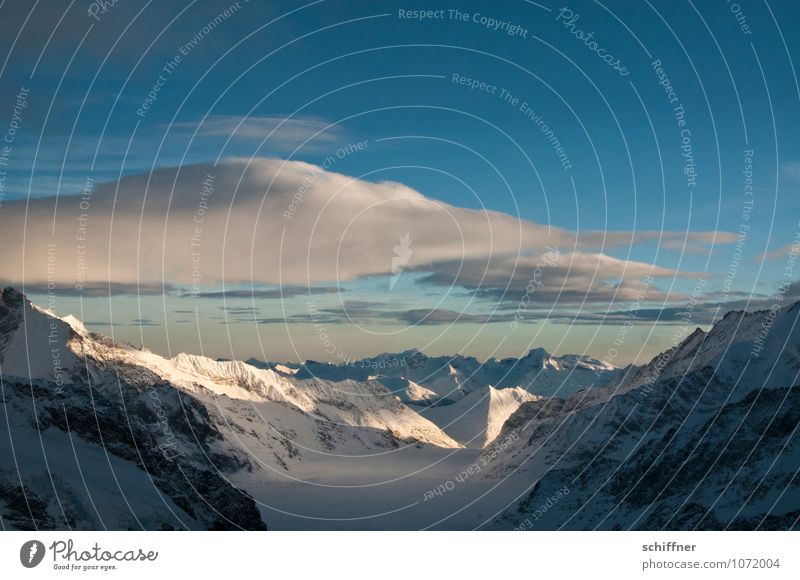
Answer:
[{"xmin": 0, "ymin": 157, "xmax": 726, "ymax": 298}]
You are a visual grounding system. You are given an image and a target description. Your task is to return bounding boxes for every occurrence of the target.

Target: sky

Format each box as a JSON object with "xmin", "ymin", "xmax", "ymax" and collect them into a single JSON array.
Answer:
[{"xmin": 0, "ymin": 0, "xmax": 799, "ymax": 365}]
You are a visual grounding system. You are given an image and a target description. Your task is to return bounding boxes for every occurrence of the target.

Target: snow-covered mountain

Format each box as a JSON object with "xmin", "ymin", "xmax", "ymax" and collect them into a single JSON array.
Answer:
[
  {"xmin": 3, "ymin": 286, "xmax": 798, "ymax": 530},
  {"xmin": 421, "ymin": 386, "xmax": 538, "ymax": 449},
  {"xmin": 0, "ymin": 288, "xmax": 265, "ymax": 530},
  {"xmin": 245, "ymin": 347, "xmax": 619, "ymax": 449},
  {"xmin": 0, "ymin": 287, "xmax": 458, "ymax": 530},
  {"xmin": 252, "ymin": 346, "xmax": 620, "ymax": 404},
  {"xmin": 479, "ymin": 302, "xmax": 800, "ymax": 530}
]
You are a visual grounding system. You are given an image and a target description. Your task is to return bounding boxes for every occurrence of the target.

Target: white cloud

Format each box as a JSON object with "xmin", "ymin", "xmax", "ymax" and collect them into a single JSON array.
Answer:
[
  {"xmin": 781, "ymin": 160, "xmax": 800, "ymax": 183},
  {"xmin": 172, "ymin": 115, "xmax": 344, "ymax": 150},
  {"xmin": 756, "ymin": 243, "xmax": 799, "ymax": 262},
  {"xmin": 0, "ymin": 158, "xmax": 731, "ymax": 305}
]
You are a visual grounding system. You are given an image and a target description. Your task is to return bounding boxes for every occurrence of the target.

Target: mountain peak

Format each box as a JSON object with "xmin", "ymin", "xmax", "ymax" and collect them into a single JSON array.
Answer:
[
  {"xmin": 1, "ymin": 286, "xmax": 27, "ymax": 309},
  {"xmin": 526, "ymin": 347, "xmax": 550, "ymax": 358}
]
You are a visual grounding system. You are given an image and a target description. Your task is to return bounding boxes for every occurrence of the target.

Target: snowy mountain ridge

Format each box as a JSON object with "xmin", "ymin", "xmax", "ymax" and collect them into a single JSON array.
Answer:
[
  {"xmin": 3, "ymin": 287, "xmax": 798, "ymax": 530},
  {"xmin": 479, "ymin": 301, "xmax": 800, "ymax": 530},
  {"xmin": 251, "ymin": 344, "xmax": 621, "ymax": 405},
  {"xmin": 0, "ymin": 288, "xmax": 460, "ymax": 530}
]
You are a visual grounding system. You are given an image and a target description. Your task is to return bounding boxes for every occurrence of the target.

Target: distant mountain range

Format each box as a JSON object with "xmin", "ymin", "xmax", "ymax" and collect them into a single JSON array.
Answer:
[
  {"xmin": 1, "ymin": 287, "xmax": 797, "ymax": 530},
  {"xmin": 481, "ymin": 302, "xmax": 800, "ymax": 530},
  {"xmin": 248, "ymin": 345, "xmax": 622, "ymax": 449}
]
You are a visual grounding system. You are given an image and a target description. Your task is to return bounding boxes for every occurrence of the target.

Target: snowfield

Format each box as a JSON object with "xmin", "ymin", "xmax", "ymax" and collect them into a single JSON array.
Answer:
[{"xmin": 1, "ymin": 287, "xmax": 798, "ymax": 530}]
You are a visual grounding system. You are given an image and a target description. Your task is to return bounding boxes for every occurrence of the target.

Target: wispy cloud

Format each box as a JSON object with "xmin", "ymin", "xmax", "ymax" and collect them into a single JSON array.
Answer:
[
  {"xmin": 0, "ymin": 157, "xmax": 734, "ymax": 315},
  {"xmin": 398, "ymin": 308, "xmax": 515, "ymax": 325},
  {"xmin": 225, "ymin": 301, "xmax": 516, "ymax": 327},
  {"xmin": 172, "ymin": 115, "xmax": 345, "ymax": 151},
  {"xmin": 780, "ymin": 160, "xmax": 800, "ymax": 184},
  {"xmin": 132, "ymin": 318, "xmax": 161, "ymax": 327},
  {"xmin": 756, "ymin": 243, "xmax": 799, "ymax": 262},
  {"xmin": 1, "ymin": 281, "xmax": 177, "ymax": 297},
  {"xmin": 188, "ymin": 286, "xmax": 342, "ymax": 299}
]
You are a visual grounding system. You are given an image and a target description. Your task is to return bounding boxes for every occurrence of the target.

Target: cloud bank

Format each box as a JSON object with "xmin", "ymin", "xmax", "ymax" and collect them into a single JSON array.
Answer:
[{"xmin": 0, "ymin": 157, "xmax": 733, "ymax": 308}]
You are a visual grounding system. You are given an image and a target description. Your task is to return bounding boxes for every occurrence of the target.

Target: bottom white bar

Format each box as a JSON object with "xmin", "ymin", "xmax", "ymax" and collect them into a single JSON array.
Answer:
[{"xmin": 1, "ymin": 531, "xmax": 796, "ymax": 579}]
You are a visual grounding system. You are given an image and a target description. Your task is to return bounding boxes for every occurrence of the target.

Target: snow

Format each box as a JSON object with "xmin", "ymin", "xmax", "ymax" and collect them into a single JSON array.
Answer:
[
  {"xmin": 422, "ymin": 386, "xmax": 537, "ymax": 448},
  {"xmin": 0, "ymin": 404, "xmax": 198, "ymax": 530},
  {"xmin": 2, "ymin": 287, "xmax": 798, "ymax": 530},
  {"xmin": 0, "ymin": 298, "xmax": 78, "ymax": 382},
  {"xmin": 403, "ymin": 379, "xmax": 440, "ymax": 404}
]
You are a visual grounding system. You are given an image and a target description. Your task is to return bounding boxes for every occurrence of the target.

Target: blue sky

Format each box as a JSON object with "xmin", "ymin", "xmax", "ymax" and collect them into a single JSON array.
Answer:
[{"xmin": 1, "ymin": 0, "xmax": 798, "ymax": 363}]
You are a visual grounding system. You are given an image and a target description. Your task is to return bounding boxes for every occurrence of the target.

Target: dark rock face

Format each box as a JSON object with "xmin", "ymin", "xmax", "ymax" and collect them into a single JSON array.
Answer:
[
  {"xmin": 0, "ymin": 287, "xmax": 267, "ymax": 530},
  {"xmin": 496, "ymin": 384, "xmax": 799, "ymax": 530},
  {"xmin": 1, "ymin": 286, "xmax": 26, "ymax": 309},
  {"xmin": 486, "ymin": 303, "xmax": 800, "ymax": 531},
  {"xmin": 1, "ymin": 376, "xmax": 266, "ymax": 530},
  {"xmin": 0, "ymin": 287, "xmax": 25, "ymax": 355},
  {"xmin": 4, "ymin": 284, "xmax": 800, "ymax": 531}
]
